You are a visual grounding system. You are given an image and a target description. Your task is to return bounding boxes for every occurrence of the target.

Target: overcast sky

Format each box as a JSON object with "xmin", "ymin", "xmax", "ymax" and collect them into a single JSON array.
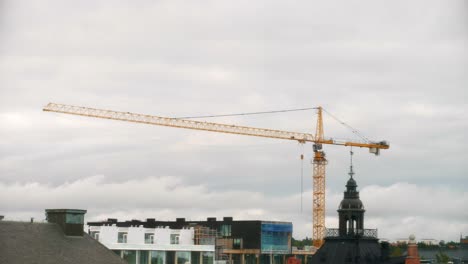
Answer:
[{"xmin": 1, "ymin": 0, "xmax": 467, "ymax": 242}]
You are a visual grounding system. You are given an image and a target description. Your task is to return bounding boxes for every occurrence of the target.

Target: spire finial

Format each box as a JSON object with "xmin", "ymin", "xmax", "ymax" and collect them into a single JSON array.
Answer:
[{"xmin": 349, "ymin": 148, "xmax": 354, "ymax": 178}]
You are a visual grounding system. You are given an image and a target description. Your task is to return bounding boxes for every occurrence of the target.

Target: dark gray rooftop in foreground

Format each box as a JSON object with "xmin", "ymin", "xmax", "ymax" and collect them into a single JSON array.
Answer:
[{"xmin": 0, "ymin": 221, "xmax": 126, "ymax": 264}]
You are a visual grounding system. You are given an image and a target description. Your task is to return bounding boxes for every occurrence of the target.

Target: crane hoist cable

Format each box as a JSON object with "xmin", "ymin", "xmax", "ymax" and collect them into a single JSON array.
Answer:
[{"xmin": 300, "ymin": 143, "xmax": 305, "ymax": 213}]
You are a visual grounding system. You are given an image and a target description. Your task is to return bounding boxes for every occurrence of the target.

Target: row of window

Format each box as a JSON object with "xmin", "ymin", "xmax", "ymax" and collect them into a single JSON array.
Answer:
[
  {"xmin": 118, "ymin": 252, "xmax": 293, "ymax": 264},
  {"xmin": 112, "ymin": 250, "xmax": 214, "ymax": 264},
  {"xmin": 89, "ymin": 231, "xmax": 180, "ymax": 244}
]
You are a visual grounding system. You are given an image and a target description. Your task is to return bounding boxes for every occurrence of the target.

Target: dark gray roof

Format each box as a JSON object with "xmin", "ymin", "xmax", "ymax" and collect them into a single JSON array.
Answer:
[
  {"xmin": 418, "ymin": 248, "xmax": 468, "ymax": 261},
  {"xmin": 310, "ymin": 238, "xmax": 405, "ymax": 264},
  {"xmin": 0, "ymin": 221, "xmax": 127, "ymax": 264}
]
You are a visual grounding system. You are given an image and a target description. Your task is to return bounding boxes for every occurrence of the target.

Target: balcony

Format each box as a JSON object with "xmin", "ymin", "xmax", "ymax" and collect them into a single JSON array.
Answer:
[{"xmin": 325, "ymin": 228, "xmax": 378, "ymax": 239}]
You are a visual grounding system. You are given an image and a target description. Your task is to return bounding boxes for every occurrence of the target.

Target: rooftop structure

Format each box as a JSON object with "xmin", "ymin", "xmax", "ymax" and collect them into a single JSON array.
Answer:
[{"xmin": 0, "ymin": 209, "xmax": 126, "ymax": 264}]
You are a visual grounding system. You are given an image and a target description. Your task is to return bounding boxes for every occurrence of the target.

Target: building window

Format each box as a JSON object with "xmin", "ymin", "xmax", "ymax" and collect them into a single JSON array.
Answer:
[
  {"xmin": 90, "ymin": 231, "xmax": 100, "ymax": 241},
  {"xmin": 220, "ymin": 224, "xmax": 231, "ymax": 237},
  {"xmin": 151, "ymin": 251, "xmax": 165, "ymax": 264},
  {"xmin": 177, "ymin": 251, "xmax": 191, "ymax": 264},
  {"xmin": 118, "ymin": 232, "xmax": 128, "ymax": 243},
  {"xmin": 122, "ymin": 250, "xmax": 137, "ymax": 264},
  {"xmin": 202, "ymin": 252, "xmax": 214, "ymax": 264},
  {"xmin": 233, "ymin": 238, "xmax": 242, "ymax": 249},
  {"xmin": 245, "ymin": 254, "xmax": 256, "ymax": 264},
  {"xmin": 145, "ymin": 233, "xmax": 154, "ymax": 244},
  {"xmin": 139, "ymin": 251, "xmax": 150, "ymax": 264},
  {"xmin": 171, "ymin": 234, "xmax": 180, "ymax": 244},
  {"xmin": 191, "ymin": 252, "xmax": 201, "ymax": 264},
  {"xmin": 65, "ymin": 213, "xmax": 84, "ymax": 224}
]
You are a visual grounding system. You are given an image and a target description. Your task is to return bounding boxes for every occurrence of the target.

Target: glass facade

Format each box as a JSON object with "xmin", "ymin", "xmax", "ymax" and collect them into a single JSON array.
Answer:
[
  {"xmin": 166, "ymin": 251, "xmax": 175, "ymax": 264},
  {"xmin": 260, "ymin": 255, "xmax": 284, "ymax": 264},
  {"xmin": 110, "ymin": 249, "xmax": 215, "ymax": 264},
  {"xmin": 151, "ymin": 251, "xmax": 165, "ymax": 264},
  {"xmin": 245, "ymin": 254, "xmax": 257, "ymax": 264},
  {"xmin": 122, "ymin": 250, "xmax": 137, "ymax": 264},
  {"xmin": 191, "ymin": 252, "xmax": 200, "ymax": 264},
  {"xmin": 139, "ymin": 251, "xmax": 150, "ymax": 264},
  {"xmin": 176, "ymin": 251, "xmax": 190, "ymax": 264},
  {"xmin": 260, "ymin": 223, "xmax": 292, "ymax": 254},
  {"xmin": 273, "ymin": 255, "xmax": 283, "ymax": 264},
  {"xmin": 202, "ymin": 252, "xmax": 213, "ymax": 264},
  {"xmin": 231, "ymin": 254, "xmax": 241, "ymax": 264}
]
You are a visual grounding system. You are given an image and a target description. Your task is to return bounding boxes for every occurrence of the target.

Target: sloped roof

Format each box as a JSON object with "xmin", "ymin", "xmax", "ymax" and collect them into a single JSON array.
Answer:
[
  {"xmin": 0, "ymin": 221, "xmax": 127, "ymax": 264},
  {"xmin": 310, "ymin": 238, "xmax": 405, "ymax": 264}
]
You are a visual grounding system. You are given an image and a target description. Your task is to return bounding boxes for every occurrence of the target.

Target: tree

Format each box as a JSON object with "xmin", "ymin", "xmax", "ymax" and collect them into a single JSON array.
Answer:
[
  {"xmin": 435, "ymin": 251, "xmax": 450, "ymax": 264},
  {"xmin": 292, "ymin": 237, "xmax": 312, "ymax": 249},
  {"xmin": 390, "ymin": 247, "xmax": 402, "ymax": 257}
]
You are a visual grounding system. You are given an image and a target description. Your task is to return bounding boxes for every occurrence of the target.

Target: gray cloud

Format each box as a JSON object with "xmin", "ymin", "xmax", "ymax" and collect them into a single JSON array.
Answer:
[{"xmin": 1, "ymin": 175, "xmax": 466, "ymax": 241}]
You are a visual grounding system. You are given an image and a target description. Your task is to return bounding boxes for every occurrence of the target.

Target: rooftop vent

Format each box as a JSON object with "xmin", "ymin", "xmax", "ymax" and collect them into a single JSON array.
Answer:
[
  {"xmin": 0, "ymin": 215, "xmax": 4, "ymax": 221},
  {"xmin": 207, "ymin": 217, "xmax": 216, "ymax": 222},
  {"xmin": 223, "ymin": 217, "xmax": 233, "ymax": 222},
  {"xmin": 176, "ymin": 218, "xmax": 185, "ymax": 223},
  {"xmin": 45, "ymin": 209, "xmax": 87, "ymax": 236}
]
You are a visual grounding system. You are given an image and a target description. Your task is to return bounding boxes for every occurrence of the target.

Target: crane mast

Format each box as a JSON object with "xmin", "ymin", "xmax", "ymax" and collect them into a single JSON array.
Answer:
[
  {"xmin": 43, "ymin": 102, "xmax": 389, "ymax": 247},
  {"xmin": 312, "ymin": 107, "xmax": 327, "ymax": 247}
]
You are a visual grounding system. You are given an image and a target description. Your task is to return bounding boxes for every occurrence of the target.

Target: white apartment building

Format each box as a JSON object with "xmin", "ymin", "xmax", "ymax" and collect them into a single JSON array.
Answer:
[{"xmin": 87, "ymin": 224, "xmax": 215, "ymax": 264}]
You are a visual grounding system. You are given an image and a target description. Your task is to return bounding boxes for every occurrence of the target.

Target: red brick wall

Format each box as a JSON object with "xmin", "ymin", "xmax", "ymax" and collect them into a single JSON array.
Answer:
[{"xmin": 405, "ymin": 244, "xmax": 420, "ymax": 264}]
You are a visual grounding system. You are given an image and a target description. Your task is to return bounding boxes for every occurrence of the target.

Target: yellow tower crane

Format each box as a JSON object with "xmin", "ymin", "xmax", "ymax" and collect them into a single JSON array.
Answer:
[{"xmin": 43, "ymin": 102, "xmax": 389, "ymax": 247}]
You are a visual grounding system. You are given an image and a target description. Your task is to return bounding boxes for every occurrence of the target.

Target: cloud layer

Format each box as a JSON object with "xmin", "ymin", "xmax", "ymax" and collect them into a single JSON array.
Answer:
[
  {"xmin": 1, "ymin": 0, "xmax": 467, "ymax": 241},
  {"xmin": 1, "ymin": 175, "xmax": 466, "ymax": 241}
]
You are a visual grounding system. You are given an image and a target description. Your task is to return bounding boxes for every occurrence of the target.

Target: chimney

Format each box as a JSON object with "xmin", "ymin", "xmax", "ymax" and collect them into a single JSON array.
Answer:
[
  {"xmin": 45, "ymin": 209, "xmax": 87, "ymax": 236},
  {"xmin": 405, "ymin": 235, "xmax": 421, "ymax": 264}
]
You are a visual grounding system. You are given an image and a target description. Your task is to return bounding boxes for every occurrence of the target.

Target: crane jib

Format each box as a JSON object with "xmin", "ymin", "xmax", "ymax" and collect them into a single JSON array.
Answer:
[{"xmin": 43, "ymin": 103, "xmax": 389, "ymax": 151}]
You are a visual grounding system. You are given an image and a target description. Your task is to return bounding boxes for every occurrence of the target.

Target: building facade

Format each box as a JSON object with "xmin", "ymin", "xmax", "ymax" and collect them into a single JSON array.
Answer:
[
  {"xmin": 88, "ymin": 217, "xmax": 293, "ymax": 264},
  {"xmin": 87, "ymin": 223, "xmax": 215, "ymax": 264}
]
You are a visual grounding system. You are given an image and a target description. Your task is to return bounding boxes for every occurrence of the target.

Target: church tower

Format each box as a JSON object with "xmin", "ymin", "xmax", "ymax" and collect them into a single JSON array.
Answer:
[
  {"xmin": 338, "ymin": 153, "xmax": 365, "ymax": 237},
  {"xmin": 309, "ymin": 151, "xmax": 403, "ymax": 264}
]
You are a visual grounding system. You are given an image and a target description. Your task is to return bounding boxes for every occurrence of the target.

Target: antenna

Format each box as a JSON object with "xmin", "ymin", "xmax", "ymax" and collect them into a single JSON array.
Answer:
[{"xmin": 349, "ymin": 148, "xmax": 355, "ymax": 178}]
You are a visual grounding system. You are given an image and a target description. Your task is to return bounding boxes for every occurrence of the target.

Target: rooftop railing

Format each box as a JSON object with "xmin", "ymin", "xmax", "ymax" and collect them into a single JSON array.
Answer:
[{"xmin": 325, "ymin": 228, "xmax": 378, "ymax": 239}]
